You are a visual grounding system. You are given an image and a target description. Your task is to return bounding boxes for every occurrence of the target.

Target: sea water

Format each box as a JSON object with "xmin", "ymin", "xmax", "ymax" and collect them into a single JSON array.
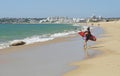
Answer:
[{"xmin": 0, "ymin": 24, "xmax": 81, "ymax": 49}]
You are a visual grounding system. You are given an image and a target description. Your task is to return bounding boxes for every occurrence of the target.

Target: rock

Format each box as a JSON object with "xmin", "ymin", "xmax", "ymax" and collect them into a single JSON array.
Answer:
[{"xmin": 10, "ymin": 41, "xmax": 26, "ymax": 46}]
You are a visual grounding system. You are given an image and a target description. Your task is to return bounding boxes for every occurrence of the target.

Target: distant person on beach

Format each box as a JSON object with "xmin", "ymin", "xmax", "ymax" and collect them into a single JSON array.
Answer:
[
  {"xmin": 78, "ymin": 26, "xmax": 96, "ymax": 57},
  {"xmin": 83, "ymin": 27, "xmax": 92, "ymax": 48}
]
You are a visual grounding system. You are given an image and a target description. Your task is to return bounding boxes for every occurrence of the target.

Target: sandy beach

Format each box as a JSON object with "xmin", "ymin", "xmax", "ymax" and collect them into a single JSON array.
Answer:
[{"xmin": 64, "ymin": 21, "xmax": 120, "ymax": 76}]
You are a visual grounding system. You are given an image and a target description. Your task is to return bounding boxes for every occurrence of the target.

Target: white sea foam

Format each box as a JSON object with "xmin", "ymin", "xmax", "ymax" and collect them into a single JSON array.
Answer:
[
  {"xmin": 73, "ymin": 24, "xmax": 80, "ymax": 26},
  {"xmin": 81, "ymin": 26, "xmax": 94, "ymax": 32},
  {"xmin": 22, "ymin": 36, "xmax": 54, "ymax": 44},
  {"xmin": 50, "ymin": 31, "xmax": 76, "ymax": 38},
  {"xmin": 23, "ymin": 31, "xmax": 76, "ymax": 44},
  {"xmin": 0, "ymin": 31, "xmax": 77, "ymax": 49},
  {"xmin": 0, "ymin": 43, "xmax": 10, "ymax": 49}
]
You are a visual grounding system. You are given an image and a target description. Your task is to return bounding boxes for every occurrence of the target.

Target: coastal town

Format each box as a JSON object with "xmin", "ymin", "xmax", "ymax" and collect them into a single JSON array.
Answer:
[{"xmin": 0, "ymin": 15, "xmax": 119, "ymax": 24}]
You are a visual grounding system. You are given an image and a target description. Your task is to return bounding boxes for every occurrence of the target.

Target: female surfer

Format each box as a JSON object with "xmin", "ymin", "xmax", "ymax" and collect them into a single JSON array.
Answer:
[
  {"xmin": 83, "ymin": 27, "xmax": 92, "ymax": 48},
  {"xmin": 78, "ymin": 26, "xmax": 96, "ymax": 57}
]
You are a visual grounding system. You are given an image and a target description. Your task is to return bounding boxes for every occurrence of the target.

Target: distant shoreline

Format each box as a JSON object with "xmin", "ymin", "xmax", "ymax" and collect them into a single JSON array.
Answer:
[
  {"xmin": 0, "ymin": 16, "xmax": 119, "ymax": 24},
  {"xmin": 0, "ymin": 23, "xmax": 74, "ymax": 25}
]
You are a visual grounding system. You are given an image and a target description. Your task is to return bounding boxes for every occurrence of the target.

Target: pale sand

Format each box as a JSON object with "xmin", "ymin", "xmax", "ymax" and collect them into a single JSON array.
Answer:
[{"xmin": 64, "ymin": 21, "xmax": 120, "ymax": 76}]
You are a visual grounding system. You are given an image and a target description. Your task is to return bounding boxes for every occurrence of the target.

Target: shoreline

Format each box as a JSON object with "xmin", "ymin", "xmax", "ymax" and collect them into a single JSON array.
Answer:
[
  {"xmin": 0, "ymin": 25, "xmax": 101, "ymax": 55},
  {"xmin": 0, "ymin": 23, "xmax": 78, "ymax": 50},
  {"xmin": 64, "ymin": 21, "xmax": 120, "ymax": 76},
  {"xmin": 0, "ymin": 34, "xmax": 77, "ymax": 54}
]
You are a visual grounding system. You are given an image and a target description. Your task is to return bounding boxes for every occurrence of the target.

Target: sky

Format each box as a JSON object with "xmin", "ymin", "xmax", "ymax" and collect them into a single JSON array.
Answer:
[{"xmin": 0, "ymin": 0, "xmax": 120, "ymax": 18}]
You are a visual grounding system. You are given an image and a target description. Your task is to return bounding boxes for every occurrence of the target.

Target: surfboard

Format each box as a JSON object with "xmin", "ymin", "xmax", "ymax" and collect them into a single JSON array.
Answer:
[
  {"xmin": 78, "ymin": 32, "xmax": 84, "ymax": 37},
  {"xmin": 78, "ymin": 31, "xmax": 96, "ymax": 41}
]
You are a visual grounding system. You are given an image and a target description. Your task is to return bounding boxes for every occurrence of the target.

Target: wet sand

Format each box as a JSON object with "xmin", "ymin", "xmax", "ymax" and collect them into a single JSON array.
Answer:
[{"xmin": 0, "ymin": 27, "xmax": 102, "ymax": 76}]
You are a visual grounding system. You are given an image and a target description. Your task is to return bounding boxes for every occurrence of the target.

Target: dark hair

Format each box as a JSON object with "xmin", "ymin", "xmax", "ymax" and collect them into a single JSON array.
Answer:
[{"xmin": 87, "ymin": 27, "xmax": 90, "ymax": 31}]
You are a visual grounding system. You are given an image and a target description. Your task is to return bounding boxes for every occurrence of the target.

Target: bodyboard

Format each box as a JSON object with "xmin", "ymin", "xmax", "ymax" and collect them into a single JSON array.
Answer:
[{"xmin": 78, "ymin": 32, "xmax": 96, "ymax": 41}]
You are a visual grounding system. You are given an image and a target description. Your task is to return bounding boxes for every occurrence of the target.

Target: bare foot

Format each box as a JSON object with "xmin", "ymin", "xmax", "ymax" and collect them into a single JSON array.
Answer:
[
  {"xmin": 84, "ymin": 46, "xmax": 89, "ymax": 58},
  {"xmin": 85, "ymin": 54, "xmax": 89, "ymax": 59}
]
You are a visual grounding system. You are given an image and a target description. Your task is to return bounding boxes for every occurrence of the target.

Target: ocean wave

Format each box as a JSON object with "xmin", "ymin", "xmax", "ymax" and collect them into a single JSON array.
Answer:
[
  {"xmin": 0, "ymin": 43, "xmax": 9, "ymax": 49},
  {"xmin": 0, "ymin": 31, "xmax": 76, "ymax": 49},
  {"xmin": 81, "ymin": 26, "xmax": 94, "ymax": 32},
  {"xmin": 73, "ymin": 24, "xmax": 80, "ymax": 26}
]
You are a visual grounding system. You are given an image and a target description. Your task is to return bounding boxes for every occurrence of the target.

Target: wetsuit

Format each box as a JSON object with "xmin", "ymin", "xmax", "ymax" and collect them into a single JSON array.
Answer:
[{"xmin": 85, "ymin": 30, "xmax": 92, "ymax": 41}]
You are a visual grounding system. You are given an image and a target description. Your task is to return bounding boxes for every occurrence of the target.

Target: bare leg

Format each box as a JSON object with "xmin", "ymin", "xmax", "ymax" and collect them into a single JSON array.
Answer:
[
  {"xmin": 84, "ymin": 41, "xmax": 89, "ymax": 58},
  {"xmin": 84, "ymin": 40, "xmax": 87, "ymax": 49}
]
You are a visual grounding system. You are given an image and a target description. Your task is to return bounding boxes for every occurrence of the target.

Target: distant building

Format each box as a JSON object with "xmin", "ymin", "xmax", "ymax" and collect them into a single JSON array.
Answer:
[{"xmin": 87, "ymin": 15, "xmax": 104, "ymax": 22}]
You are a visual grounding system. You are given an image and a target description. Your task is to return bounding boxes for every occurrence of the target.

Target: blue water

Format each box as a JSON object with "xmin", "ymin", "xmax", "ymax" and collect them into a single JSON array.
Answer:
[{"xmin": 0, "ymin": 24, "xmax": 80, "ymax": 49}]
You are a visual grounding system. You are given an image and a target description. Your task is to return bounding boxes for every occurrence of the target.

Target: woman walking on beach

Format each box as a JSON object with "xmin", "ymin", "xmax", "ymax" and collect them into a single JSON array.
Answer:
[
  {"xmin": 83, "ymin": 27, "xmax": 92, "ymax": 48},
  {"xmin": 83, "ymin": 27, "xmax": 92, "ymax": 57},
  {"xmin": 78, "ymin": 27, "xmax": 96, "ymax": 57}
]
